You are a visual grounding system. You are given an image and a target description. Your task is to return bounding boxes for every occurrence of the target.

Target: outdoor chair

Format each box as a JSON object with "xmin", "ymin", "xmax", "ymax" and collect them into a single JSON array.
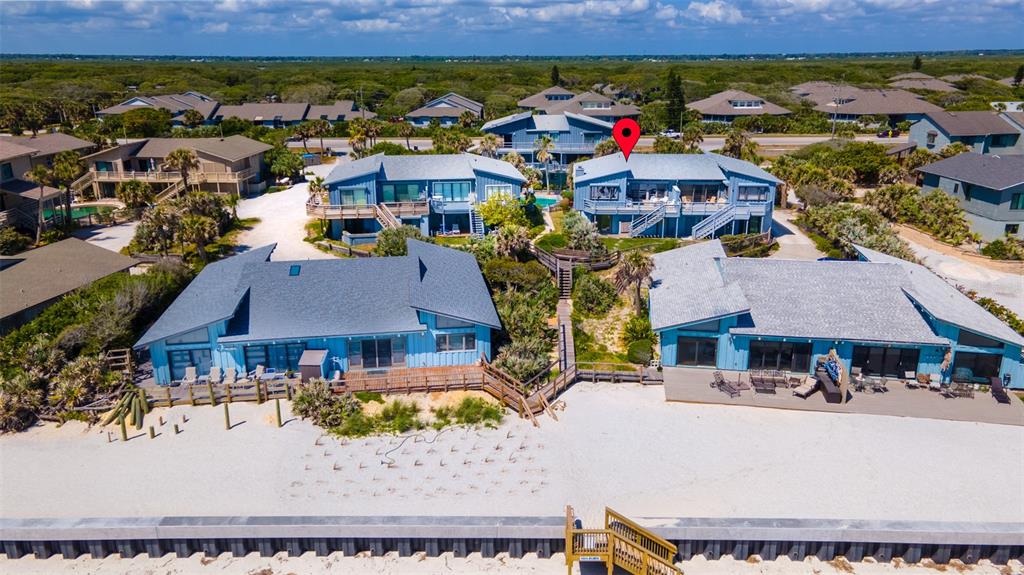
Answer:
[
  {"xmin": 749, "ymin": 370, "xmax": 762, "ymax": 388},
  {"xmin": 990, "ymin": 376, "xmax": 1011, "ymax": 405},
  {"xmin": 223, "ymin": 367, "xmax": 237, "ymax": 386},
  {"xmin": 871, "ymin": 377, "xmax": 889, "ymax": 393},
  {"xmin": 710, "ymin": 371, "xmax": 741, "ymax": 398},
  {"xmin": 904, "ymin": 370, "xmax": 921, "ymax": 389},
  {"xmin": 770, "ymin": 370, "xmax": 785, "ymax": 387},
  {"xmin": 329, "ymin": 370, "xmax": 343, "ymax": 384},
  {"xmin": 181, "ymin": 366, "xmax": 198, "ymax": 386},
  {"xmin": 206, "ymin": 366, "xmax": 223, "ymax": 385},
  {"xmin": 928, "ymin": 373, "xmax": 943, "ymax": 392},
  {"xmin": 793, "ymin": 376, "xmax": 818, "ymax": 399},
  {"xmin": 247, "ymin": 365, "xmax": 265, "ymax": 383},
  {"xmin": 451, "ymin": 225, "xmax": 460, "ymax": 234},
  {"xmin": 752, "ymin": 372, "xmax": 776, "ymax": 394}
]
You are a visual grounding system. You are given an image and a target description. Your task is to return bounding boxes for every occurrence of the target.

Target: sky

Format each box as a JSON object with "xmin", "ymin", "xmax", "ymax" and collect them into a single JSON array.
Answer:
[{"xmin": 0, "ymin": 0, "xmax": 1022, "ymax": 57}]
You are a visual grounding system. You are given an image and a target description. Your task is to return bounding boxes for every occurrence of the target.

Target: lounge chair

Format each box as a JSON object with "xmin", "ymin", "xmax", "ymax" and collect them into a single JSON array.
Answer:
[
  {"xmin": 241, "ymin": 364, "xmax": 264, "ymax": 385},
  {"xmin": 870, "ymin": 377, "xmax": 889, "ymax": 393},
  {"xmin": 710, "ymin": 371, "xmax": 741, "ymax": 398},
  {"xmin": 207, "ymin": 366, "xmax": 223, "ymax": 385},
  {"xmin": 770, "ymin": 370, "xmax": 785, "ymax": 387},
  {"xmin": 793, "ymin": 376, "xmax": 818, "ymax": 399},
  {"xmin": 928, "ymin": 373, "xmax": 943, "ymax": 392},
  {"xmin": 329, "ymin": 370, "xmax": 343, "ymax": 384},
  {"xmin": 223, "ymin": 367, "xmax": 237, "ymax": 386},
  {"xmin": 451, "ymin": 224, "xmax": 460, "ymax": 234},
  {"xmin": 181, "ymin": 366, "xmax": 198, "ymax": 386},
  {"xmin": 752, "ymin": 371, "xmax": 776, "ymax": 394},
  {"xmin": 990, "ymin": 376, "xmax": 1011, "ymax": 405},
  {"xmin": 904, "ymin": 370, "xmax": 921, "ymax": 389}
]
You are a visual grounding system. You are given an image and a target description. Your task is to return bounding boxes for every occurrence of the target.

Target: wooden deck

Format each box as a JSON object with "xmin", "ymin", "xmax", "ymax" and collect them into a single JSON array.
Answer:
[{"xmin": 663, "ymin": 367, "xmax": 1024, "ymax": 426}]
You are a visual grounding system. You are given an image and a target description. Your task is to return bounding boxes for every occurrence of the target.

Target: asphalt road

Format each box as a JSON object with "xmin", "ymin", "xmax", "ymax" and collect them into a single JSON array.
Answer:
[{"xmin": 288, "ymin": 134, "xmax": 907, "ymax": 155}]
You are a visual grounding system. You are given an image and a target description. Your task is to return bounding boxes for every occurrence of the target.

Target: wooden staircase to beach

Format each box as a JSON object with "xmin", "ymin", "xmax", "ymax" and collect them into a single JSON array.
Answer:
[{"xmin": 565, "ymin": 506, "xmax": 683, "ymax": 575}]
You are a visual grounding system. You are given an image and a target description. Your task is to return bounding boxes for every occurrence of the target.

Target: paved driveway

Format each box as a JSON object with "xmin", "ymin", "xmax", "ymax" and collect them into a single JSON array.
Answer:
[
  {"xmin": 769, "ymin": 209, "xmax": 824, "ymax": 261},
  {"xmin": 234, "ymin": 163, "xmax": 338, "ymax": 261},
  {"xmin": 73, "ymin": 220, "xmax": 138, "ymax": 253}
]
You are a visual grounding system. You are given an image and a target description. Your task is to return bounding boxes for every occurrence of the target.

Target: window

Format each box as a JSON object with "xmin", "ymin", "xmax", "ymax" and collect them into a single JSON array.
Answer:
[
  {"xmin": 166, "ymin": 327, "xmax": 209, "ymax": 345},
  {"xmin": 437, "ymin": 333, "xmax": 476, "ymax": 352},
  {"xmin": 737, "ymin": 186, "xmax": 769, "ymax": 202},
  {"xmin": 352, "ymin": 337, "xmax": 405, "ymax": 369},
  {"xmin": 1006, "ymin": 224, "xmax": 1020, "ymax": 235},
  {"xmin": 957, "ymin": 330, "xmax": 1003, "ymax": 349},
  {"xmin": 380, "ymin": 183, "xmax": 420, "ymax": 203},
  {"xmin": 683, "ymin": 319, "xmax": 720, "ymax": 332},
  {"xmin": 484, "ymin": 184, "xmax": 513, "ymax": 198},
  {"xmin": 679, "ymin": 184, "xmax": 723, "ymax": 203},
  {"xmin": 953, "ymin": 183, "xmax": 960, "ymax": 195},
  {"xmin": 338, "ymin": 187, "xmax": 370, "ymax": 205},
  {"xmin": 588, "ymin": 185, "xmax": 618, "ymax": 201},
  {"xmin": 626, "ymin": 182, "xmax": 669, "ymax": 202},
  {"xmin": 952, "ymin": 352, "xmax": 1001, "ymax": 382},
  {"xmin": 0, "ymin": 162, "xmax": 12, "ymax": 181},
  {"xmin": 244, "ymin": 343, "xmax": 306, "ymax": 372},
  {"xmin": 167, "ymin": 349, "xmax": 212, "ymax": 381},
  {"xmin": 676, "ymin": 336, "xmax": 718, "ymax": 367},
  {"xmin": 963, "ymin": 184, "xmax": 972, "ymax": 201},
  {"xmin": 436, "ymin": 315, "xmax": 473, "ymax": 329},
  {"xmin": 434, "ymin": 181, "xmax": 471, "ymax": 201},
  {"xmin": 749, "ymin": 341, "xmax": 813, "ymax": 372},
  {"xmin": 851, "ymin": 346, "xmax": 920, "ymax": 378},
  {"xmin": 926, "ymin": 131, "xmax": 937, "ymax": 146},
  {"xmin": 1010, "ymin": 193, "xmax": 1024, "ymax": 210}
]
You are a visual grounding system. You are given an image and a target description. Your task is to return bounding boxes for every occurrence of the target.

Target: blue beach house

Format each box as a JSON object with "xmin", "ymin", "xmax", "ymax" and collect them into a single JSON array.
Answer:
[
  {"xmin": 310, "ymin": 153, "xmax": 526, "ymax": 242},
  {"xmin": 134, "ymin": 240, "xmax": 501, "ymax": 386},
  {"xmin": 909, "ymin": 111, "xmax": 1022, "ymax": 155},
  {"xmin": 482, "ymin": 112, "xmax": 613, "ymax": 171},
  {"xmin": 572, "ymin": 153, "xmax": 779, "ymax": 239},
  {"xmin": 649, "ymin": 241, "xmax": 1024, "ymax": 388},
  {"xmin": 405, "ymin": 93, "xmax": 483, "ymax": 128}
]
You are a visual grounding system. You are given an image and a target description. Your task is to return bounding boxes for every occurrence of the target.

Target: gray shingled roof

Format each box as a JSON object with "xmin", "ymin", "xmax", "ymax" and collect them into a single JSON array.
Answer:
[
  {"xmin": 134, "ymin": 135, "xmax": 272, "ymax": 162},
  {"xmin": 854, "ymin": 245, "xmax": 1024, "ymax": 347},
  {"xmin": 687, "ymin": 90, "xmax": 791, "ymax": 117},
  {"xmin": 324, "ymin": 153, "xmax": 525, "ymax": 185},
  {"xmin": 889, "ymin": 78, "xmax": 959, "ymax": 93},
  {"xmin": 407, "ymin": 93, "xmax": 483, "ymax": 118},
  {"xmin": 135, "ymin": 240, "xmax": 499, "ymax": 349},
  {"xmin": 1, "ymin": 238, "xmax": 137, "ymax": 322},
  {"xmin": 0, "ymin": 140, "xmax": 37, "ymax": 162},
  {"xmin": 214, "ymin": 102, "xmax": 310, "ymax": 122},
  {"xmin": 924, "ymin": 111, "xmax": 1018, "ymax": 136},
  {"xmin": 791, "ymin": 83, "xmax": 943, "ymax": 116},
  {"xmin": 573, "ymin": 152, "xmax": 780, "ymax": 186},
  {"xmin": 481, "ymin": 111, "xmax": 534, "ymax": 131},
  {"xmin": 307, "ymin": 100, "xmax": 377, "ymax": 121},
  {"xmin": 517, "ymin": 86, "xmax": 575, "ymax": 108},
  {"xmin": 481, "ymin": 112, "xmax": 611, "ymax": 133},
  {"xmin": 916, "ymin": 153, "xmax": 1024, "ymax": 191},
  {"xmin": 650, "ymin": 241, "xmax": 750, "ymax": 331},
  {"xmin": 7, "ymin": 133, "xmax": 95, "ymax": 156}
]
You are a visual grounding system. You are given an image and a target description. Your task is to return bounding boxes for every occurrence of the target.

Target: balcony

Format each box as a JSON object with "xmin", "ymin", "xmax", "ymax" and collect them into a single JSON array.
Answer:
[
  {"xmin": 306, "ymin": 199, "xmax": 428, "ymax": 220},
  {"xmin": 582, "ymin": 199, "xmax": 770, "ymax": 218},
  {"xmin": 429, "ymin": 197, "xmax": 473, "ymax": 214},
  {"xmin": 498, "ymin": 138, "xmax": 603, "ymax": 155},
  {"xmin": 89, "ymin": 167, "xmax": 258, "ymax": 184}
]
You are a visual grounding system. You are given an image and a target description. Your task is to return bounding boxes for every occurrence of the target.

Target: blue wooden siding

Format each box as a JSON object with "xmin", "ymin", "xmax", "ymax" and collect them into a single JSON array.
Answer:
[{"xmin": 910, "ymin": 116, "xmax": 1023, "ymax": 155}]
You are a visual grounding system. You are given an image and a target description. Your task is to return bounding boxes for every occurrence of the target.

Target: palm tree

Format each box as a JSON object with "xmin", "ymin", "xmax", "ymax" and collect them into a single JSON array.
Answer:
[
  {"xmin": 593, "ymin": 138, "xmax": 619, "ymax": 157},
  {"xmin": 458, "ymin": 110, "xmax": 476, "ymax": 128},
  {"xmin": 534, "ymin": 135, "xmax": 554, "ymax": 191},
  {"xmin": 115, "ymin": 179, "xmax": 154, "ymax": 209},
  {"xmin": 503, "ymin": 151, "xmax": 526, "ymax": 171},
  {"xmin": 399, "ymin": 122, "xmax": 415, "ymax": 150},
  {"xmin": 681, "ymin": 124, "xmax": 704, "ymax": 153},
  {"xmin": 721, "ymin": 129, "xmax": 759, "ymax": 163},
  {"xmin": 294, "ymin": 122, "xmax": 313, "ymax": 153},
  {"xmin": 24, "ymin": 164, "xmax": 53, "ymax": 244},
  {"xmin": 348, "ymin": 119, "xmax": 369, "ymax": 157},
  {"xmin": 177, "ymin": 214, "xmax": 218, "ymax": 263},
  {"xmin": 138, "ymin": 205, "xmax": 178, "ymax": 255},
  {"xmin": 479, "ymin": 133, "xmax": 500, "ymax": 158},
  {"xmin": 494, "ymin": 224, "xmax": 531, "ymax": 260},
  {"xmin": 165, "ymin": 148, "xmax": 200, "ymax": 196},
  {"xmin": 614, "ymin": 250, "xmax": 655, "ymax": 315},
  {"xmin": 182, "ymin": 109, "xmax": 205, "ymax": 129},
  {"xmin": 364, "ymin": 119, "xmax": 383, "ymax": 147},
  {"xmin": 50, "ymin": 150, "xmax": 84, "ymax": 223},
  {"xmin": 308, "ymin": 118, "xmax": 331, "ymax": 154}
]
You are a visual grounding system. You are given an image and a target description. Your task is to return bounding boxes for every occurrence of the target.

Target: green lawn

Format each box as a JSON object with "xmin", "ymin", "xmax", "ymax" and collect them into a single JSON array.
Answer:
[
  {"xmin": 535, "ymin": 232, "xmax": 567, "ymax": 252},
  {"xmin": 549, "ymin": 208, "xmax": 565, "ymax": 233},
  {"xmin": 434, "ymin": 236, "xmax": 472, "ymax": 247},
  {"xmin": 601, "ymin": 237, "xmax": 682, "ymax": 253}
]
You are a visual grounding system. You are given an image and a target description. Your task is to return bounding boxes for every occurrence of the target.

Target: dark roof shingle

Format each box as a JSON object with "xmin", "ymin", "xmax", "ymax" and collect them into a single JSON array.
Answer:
[{"xmin": 916, "ymin": 153, "xmax": 1024, "ymax": 191}]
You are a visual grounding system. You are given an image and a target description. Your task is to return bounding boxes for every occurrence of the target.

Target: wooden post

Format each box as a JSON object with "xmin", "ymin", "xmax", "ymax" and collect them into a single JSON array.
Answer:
[
  {"xmin": 165, "ymin": 386, "xmax": 172, "ymax": 407},
  {"xmin": 286, "ymin": 382, "xmax": 293, "ymax": 400},
  {"xmin": 223, "ymin": 403, "xmax": 231, "ymax": 430},
  {"xmin": 207, "ymin": 381, "xmax": 216, "ymax": 406},
  {"xmin": 173, "ymin": 423, "xmax": 180, "ymax": 435},
  {"xmin": 257, "ymin": 380, "xmax": 264, "ymax": 404},
  {"xmin": 275, "ymin": 398, "xmax": 282, "ymax": 428},
  {"xmin": 148, "ymin": 426, "xmax": 155, "ymax": 439},
  {"xmin": 225, "ymin": 382, "xmax": 232, "ymax": 403},
  {"xmin": 188, "ymin": 384, "xmax": 195, "ymax": 406},
  {"xmin": 119, "ymin": 414, "xmax": 127, "ymax": 442}
]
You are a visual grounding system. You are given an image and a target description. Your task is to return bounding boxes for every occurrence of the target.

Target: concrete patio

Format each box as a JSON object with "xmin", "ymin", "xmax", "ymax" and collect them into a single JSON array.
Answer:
[{"xmin": 663, "ymin": 367, "xmax": 1024, "ymax": 426}]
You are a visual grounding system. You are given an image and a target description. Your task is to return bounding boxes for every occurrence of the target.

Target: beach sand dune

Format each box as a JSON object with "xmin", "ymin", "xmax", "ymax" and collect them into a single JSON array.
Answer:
[{"xmin": 1, "ymin": 382, "xmax": 1021, "ymax": 524}]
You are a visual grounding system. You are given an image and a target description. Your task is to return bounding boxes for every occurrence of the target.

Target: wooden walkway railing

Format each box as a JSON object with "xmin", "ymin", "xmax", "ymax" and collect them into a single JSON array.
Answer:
[{"xmin": 565, "ymin": 506, "xmax": 683, "ymax": 575}]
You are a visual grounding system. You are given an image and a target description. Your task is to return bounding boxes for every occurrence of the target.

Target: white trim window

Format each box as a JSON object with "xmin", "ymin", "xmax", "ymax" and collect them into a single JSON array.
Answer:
[
  {"xmin": 484, "ymin": 184, "xmax": 514, "ymax": 198},
  {"xmin": 437, "ymin": 333, "xmax": 476, "ymax": 352}
]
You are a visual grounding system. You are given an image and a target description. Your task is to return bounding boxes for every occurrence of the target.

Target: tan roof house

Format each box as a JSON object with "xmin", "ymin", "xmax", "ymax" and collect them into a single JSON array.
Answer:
[
  {"xmin": 0, "ymin": 136, "xmax": 94, "ymax": 230},
  {"xmin": 97, "ymin": 92, "xmax": 220, "ymax": 125},
  {"xmin": 405, "ymin": 93, "xmax": 484, "ymax": 127},
  {"xmin": 212, "ymin": 103, "xmax": 311, "ymax": 127},
  {"xmin": 687, "ymin": 90, "xmax": 791, "ymax": 123},
  {"xmin": 518, "ymin": 87, "xmax": 640, "ymax": 123},
  {"xmin": 77, "ymin": 135, "xmax": 273, "ymax": 200},
  {"xmin": 791, "ymin": 83, "xmax": 943, "ymax": 123}
]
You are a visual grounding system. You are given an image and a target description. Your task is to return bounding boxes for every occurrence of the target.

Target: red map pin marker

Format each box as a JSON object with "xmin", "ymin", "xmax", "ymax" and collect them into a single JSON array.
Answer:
[{"xmin": 612, "ymin": 118, "xmax": 640, "ymax": 161}]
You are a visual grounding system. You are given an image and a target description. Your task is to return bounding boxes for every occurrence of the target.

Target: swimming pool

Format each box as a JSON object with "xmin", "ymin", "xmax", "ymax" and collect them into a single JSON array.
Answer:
[
  {"xmin": 43, "ymin": 205, "xmax": 111, "ymax": 220},
  {"xmin": 534, "ymin": 196, "xmax": 559, "ymax": 208}
]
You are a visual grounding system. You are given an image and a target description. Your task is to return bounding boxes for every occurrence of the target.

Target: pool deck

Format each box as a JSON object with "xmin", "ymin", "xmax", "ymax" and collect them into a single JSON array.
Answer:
[{"xmin": 663, "ymin": 367, "xmax": 1024, "ymax": 426}]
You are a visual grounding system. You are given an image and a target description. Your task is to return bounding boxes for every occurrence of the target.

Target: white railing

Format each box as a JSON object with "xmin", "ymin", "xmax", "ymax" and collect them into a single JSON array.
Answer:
[
  {"xmin": 629, "ymin": 204, "xmax": 666, "ymax": 238},
  {"xmin": 691, "ymin": 205, "xmax": 737, "ymax": 239},
  {"xmin": 375, "ymin": 203, "xmax": 400, "ymax": 229}
]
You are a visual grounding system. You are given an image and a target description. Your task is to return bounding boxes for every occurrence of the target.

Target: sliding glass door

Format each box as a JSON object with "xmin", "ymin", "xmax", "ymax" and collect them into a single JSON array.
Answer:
[
  {"xmin": 851, "ymin": 346, "xmax": 920, "ymax": 378},
  {"xmin": 167, "ymin": 348, "xmax": 213, "ymax": 381},
  {"xmin": 349, "ymin": 337, "xmax": 407, "ymax": 370},
  {"xmin": 749, "ymin": 340, "xmax": 812, "ymax": 372},
  {"xmin": 676, "ymin": 336, "xmax": 718, "ymax": 367}
]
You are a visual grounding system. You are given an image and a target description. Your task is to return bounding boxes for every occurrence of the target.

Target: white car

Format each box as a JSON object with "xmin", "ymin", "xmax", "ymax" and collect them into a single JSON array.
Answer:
[{"xmin": 659, "ymin": 129, "xmax": 681, "ymax": 139}]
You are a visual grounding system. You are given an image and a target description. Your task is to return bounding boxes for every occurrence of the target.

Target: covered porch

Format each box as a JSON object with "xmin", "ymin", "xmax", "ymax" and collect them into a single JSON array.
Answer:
[{"xmin": 663, "ymin": 366, "xmax": 1024, "ymax": 426}]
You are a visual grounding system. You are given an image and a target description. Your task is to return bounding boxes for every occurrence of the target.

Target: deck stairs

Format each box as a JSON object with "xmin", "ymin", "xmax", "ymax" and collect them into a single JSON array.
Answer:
[
  {"xmin": 557, "ymin": 266, "xmax": 573, "ymax": 298},
  {"xmin": 565, "ymin": 506, "xmax": 683, "ymax": 575},
  {"xmin": 469, "ymin": 206, "xmax": 485, "ymax": 238},
  {"xmin": 0, "ymin": 208, "xmax": 38, "ymax": 230},
  {"xmin": 628, "ymin": 204, "xmax": 666, "ymax": 238},
  {"xmin": 690, "ymin": 205, "xmax": 737, "ymax": 239},
  {"xmin": 70, "ymin": 171, "xmax": 95, "ymax": 196},
  {"xmin": 374, "ymin": 203, "xmax": 401, "ymax": 230},
  {"xmin": 104, "ymin": 348, "xmax": 134, "ymax": 382},
  {"xmin": 154, "ymin": 178, "xmax": 187, "ymax": 203}
]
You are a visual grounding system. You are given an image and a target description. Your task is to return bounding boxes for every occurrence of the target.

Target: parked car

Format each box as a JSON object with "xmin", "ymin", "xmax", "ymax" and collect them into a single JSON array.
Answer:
[
  {"xmin": 660, "ymin": 129, "xmax": 681, "ymax": 139},
  {"xmin": 876, "ymin": 128, "xmax": 901, "ymax": 138}
]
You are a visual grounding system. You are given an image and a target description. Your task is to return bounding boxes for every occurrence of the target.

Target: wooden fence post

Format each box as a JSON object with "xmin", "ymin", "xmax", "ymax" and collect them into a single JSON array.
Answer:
[
  {"xmin": 188, "ymin": 384, "xmax": 195, "ymax": 406},
  {"xmin": 119, "ymin": 414, "xmax": 127, "ymax": 442},
  {"xmin": 275, "ymin": 398, "xmax": 282, "ymax": 428},
  {"xmin": 207, "ymin": 381, "xmax": 216, "ymax": 406},
  {"xmin": 257, "ymin": 380, "xmax": 264, "ymax": 404},
  {"xmin": 225, "ymin": 382, "xmax": 232, "ymax": 403},
  {"xmin": 148, "ymin": 426, "xmax": 155, "ymax": 439},
  {"xmin": 223, "ymin": 403, "xmax": 231, "ymax": 430},
  {"xmin": 165, "ymin": 386, "xmax": 172, "ymax": 407}
]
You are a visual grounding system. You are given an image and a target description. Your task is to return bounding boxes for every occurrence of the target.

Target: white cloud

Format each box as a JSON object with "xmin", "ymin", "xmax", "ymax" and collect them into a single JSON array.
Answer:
[
  {"xmin": 201, "ymin": 22, "xmax": 229, "ymax": 33},
  {"xmin": 342, "ymin": 18, "xmax": 401, "ymax": 32},
  {"xmin": 686, "ymin": 0, "xmax": 745, "ymax": 23}
]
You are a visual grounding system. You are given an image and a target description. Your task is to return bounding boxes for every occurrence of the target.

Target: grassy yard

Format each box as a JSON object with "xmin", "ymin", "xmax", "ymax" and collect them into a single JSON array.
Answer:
[
  {"xmin": 600, "ymin": 236, "xmax": 684, "ymax": 253},
  {"xmin": 434, "ymin": 236, "xmax": 472, "ymax": 247}
]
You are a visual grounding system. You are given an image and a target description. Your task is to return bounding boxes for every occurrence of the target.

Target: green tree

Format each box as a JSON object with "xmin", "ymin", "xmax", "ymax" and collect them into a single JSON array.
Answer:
[
  {"xmin": 115, "ymin": 179, "xmax": 154, "ymax": 209},
  {"xmin": 293, "ymin": 122, "xmax": 314, "ymax": 152},
  {"xmin": 181, "ymin": 109, "xmax": 205, "ymax": 129},
  {"xmin": 664, "ymin": 68, "xmax": 686, "ymax": 131},
  {"xmin": 50, "ymin": 150, "xmax": 85, "ymax": 223},
  {"xmin": 614, "ymin": 250, "xmax": 655, "ymax": 315},
  {"xmin": 503, "ymin": 151, "xmax": 526, "ymax": 171},
  {"xmin": 121, "ymin": 107, "xmax": 172, "ymax": 137},
  {"xmin": 1015, "ymin": 64, "xmax": 1024, "ymax": 87},
  {"xmin": 550, "ymin": 64, "xmax": 560, "ymax": 86},
  {"xmin": 458, "ymin": 110, "xmax": 477, "ymax": 128},
  {"xmin": 0, "ymin": 373, "xmax": 43, "ymax": 433},
  {"xmin": 939, "ymin": 142, "xmax": 971, "ymax": 158},
  {"xmin": 477, "ymin": 191, "xmax": 528, "ymax": 229},
  {"xmin": 399, "ymin": 121, "xmax": 415, "ymax": 150},
  {"xmin": 432, "ymin": 129, "xmax": 471, "ymax": 154},
  {"xmin": 374, "ymin": 225, "xmax": 430, "ymax": 256},
  {"xmin": 269, "ymin": 149, "xmax": 304, "ymax": 181},
  {"xmin": 493, "ymin": 224, "xmax": 531, "ymax": 260},
  {"xmin": 177, "ymin": 214, "xmax": 219, "ymax": 263},
  {"xmin": 912, "ymin": 55, "xmax": 922, "ymax": 70},
  {"xmin": 135, "ymin": 204, "xmax": 178, "ymax": 255},
  {"xmin": 165, "ymin": 147, "xmax": 200, "ymax": 195},
  {"xmin": 681, "ymin": 124, "xmax": 704, "ymax": 153},
  {"xmin": 308, "ymin": 118, "xmax": 331, "ymax": 154},
  {"xmin": 721, "ymin": 129, "xmax": 759, "ymax": 162},
  {"xmin": 479, "ymin": 133, "xmax": 500, "ymax": 158},
  {"xmin": 534, "ymin": 135, "xmax": 554, "ymax": 191},
  {"xmin": 652, "ymin": 135, "xmax": 686, "ymax": 153},
  {"xmin": 23, "ymin": 164, "xmax": 53, "ymax": 244},
  {"xmin": 593, "ymin": 138, "xmax": 619, "ymax": 157}
]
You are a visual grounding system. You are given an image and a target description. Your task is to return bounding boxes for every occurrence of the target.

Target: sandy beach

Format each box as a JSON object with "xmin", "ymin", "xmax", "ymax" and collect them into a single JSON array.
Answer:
[
  {"xmin": 2, "ymin": 552, "xmax": 1021, "ymax": 575},
  {"xmin": 2, "ymin": 382, "xmax": 1021, "ymax": 525}
]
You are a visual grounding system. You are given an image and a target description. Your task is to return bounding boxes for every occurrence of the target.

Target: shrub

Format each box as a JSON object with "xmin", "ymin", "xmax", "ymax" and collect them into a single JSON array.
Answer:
[
  {"xmin": 573, "ymin": 271, "xmax": 617, "ymax": 317},
  {"xmin": 627, "ymin": 339, "xmax": 653, "ymax": 365},
  {"xmin": 0, "ymin": 226, "xmax": 32, "ymax": 255},
  {"xmin": 476, "ymin": 191, "xmax": 528, "ymax": 229},
  {"xmin": 291, "ymin": 379, "xmax": 362, "ymax": 428},
  {"xmin": 799, "ymin": 203, "xmax": 915, "ymax": 261},
  {"xmin": 494, "ymin": 336, "xmax": 552, "ymax": 383},
  {"xmin": 484, "ymin": 258, "xmax": 552, "ymax": 294},
  {"xmin": 622, "ymin": 315, "xmax": 654, "ymax": 347},
  {"xmin": 432, "ymin": 397, "xmax": 504, "ymax": 428},
  {"xmin": 980, "ymin": 237, "xmax": 1024, "ymax": 261},
  {"xmin": 562, "ymin": 210, "xmax": 606, "ymax": 254},
  {"xmin": 376, "ymin": 399, "xmax": 424, "ymax": 433},
  {"xmin": 493, "ymin": 288, "xmax": 556, "ymax": 340},
  {"xmin": 374, "ymin": 225, "xmax": 430, "ymax": 256}
]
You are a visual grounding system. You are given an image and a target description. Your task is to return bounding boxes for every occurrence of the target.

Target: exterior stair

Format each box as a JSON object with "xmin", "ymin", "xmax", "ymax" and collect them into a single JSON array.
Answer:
[
  {"xmin": 557, "ymin": 266, "xmax": 573, "ymax": 298},
  {"xmin": 691, "ymin": 204, "xmax": 736, "ymax": 239},
  {"xmin": 374, "ymin": 203, "xmax": 400, "ymax": 230},
  {"xmin": 628, "ymin": 204, "xmax": 666, "ymax": 237},
  {"xmin": 469, "ymin": 206, "xmax": 485, "ymax": 238},
  {"xmin": 154, "ymin": 178, "xmax": 187, "ymax": 203}
]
